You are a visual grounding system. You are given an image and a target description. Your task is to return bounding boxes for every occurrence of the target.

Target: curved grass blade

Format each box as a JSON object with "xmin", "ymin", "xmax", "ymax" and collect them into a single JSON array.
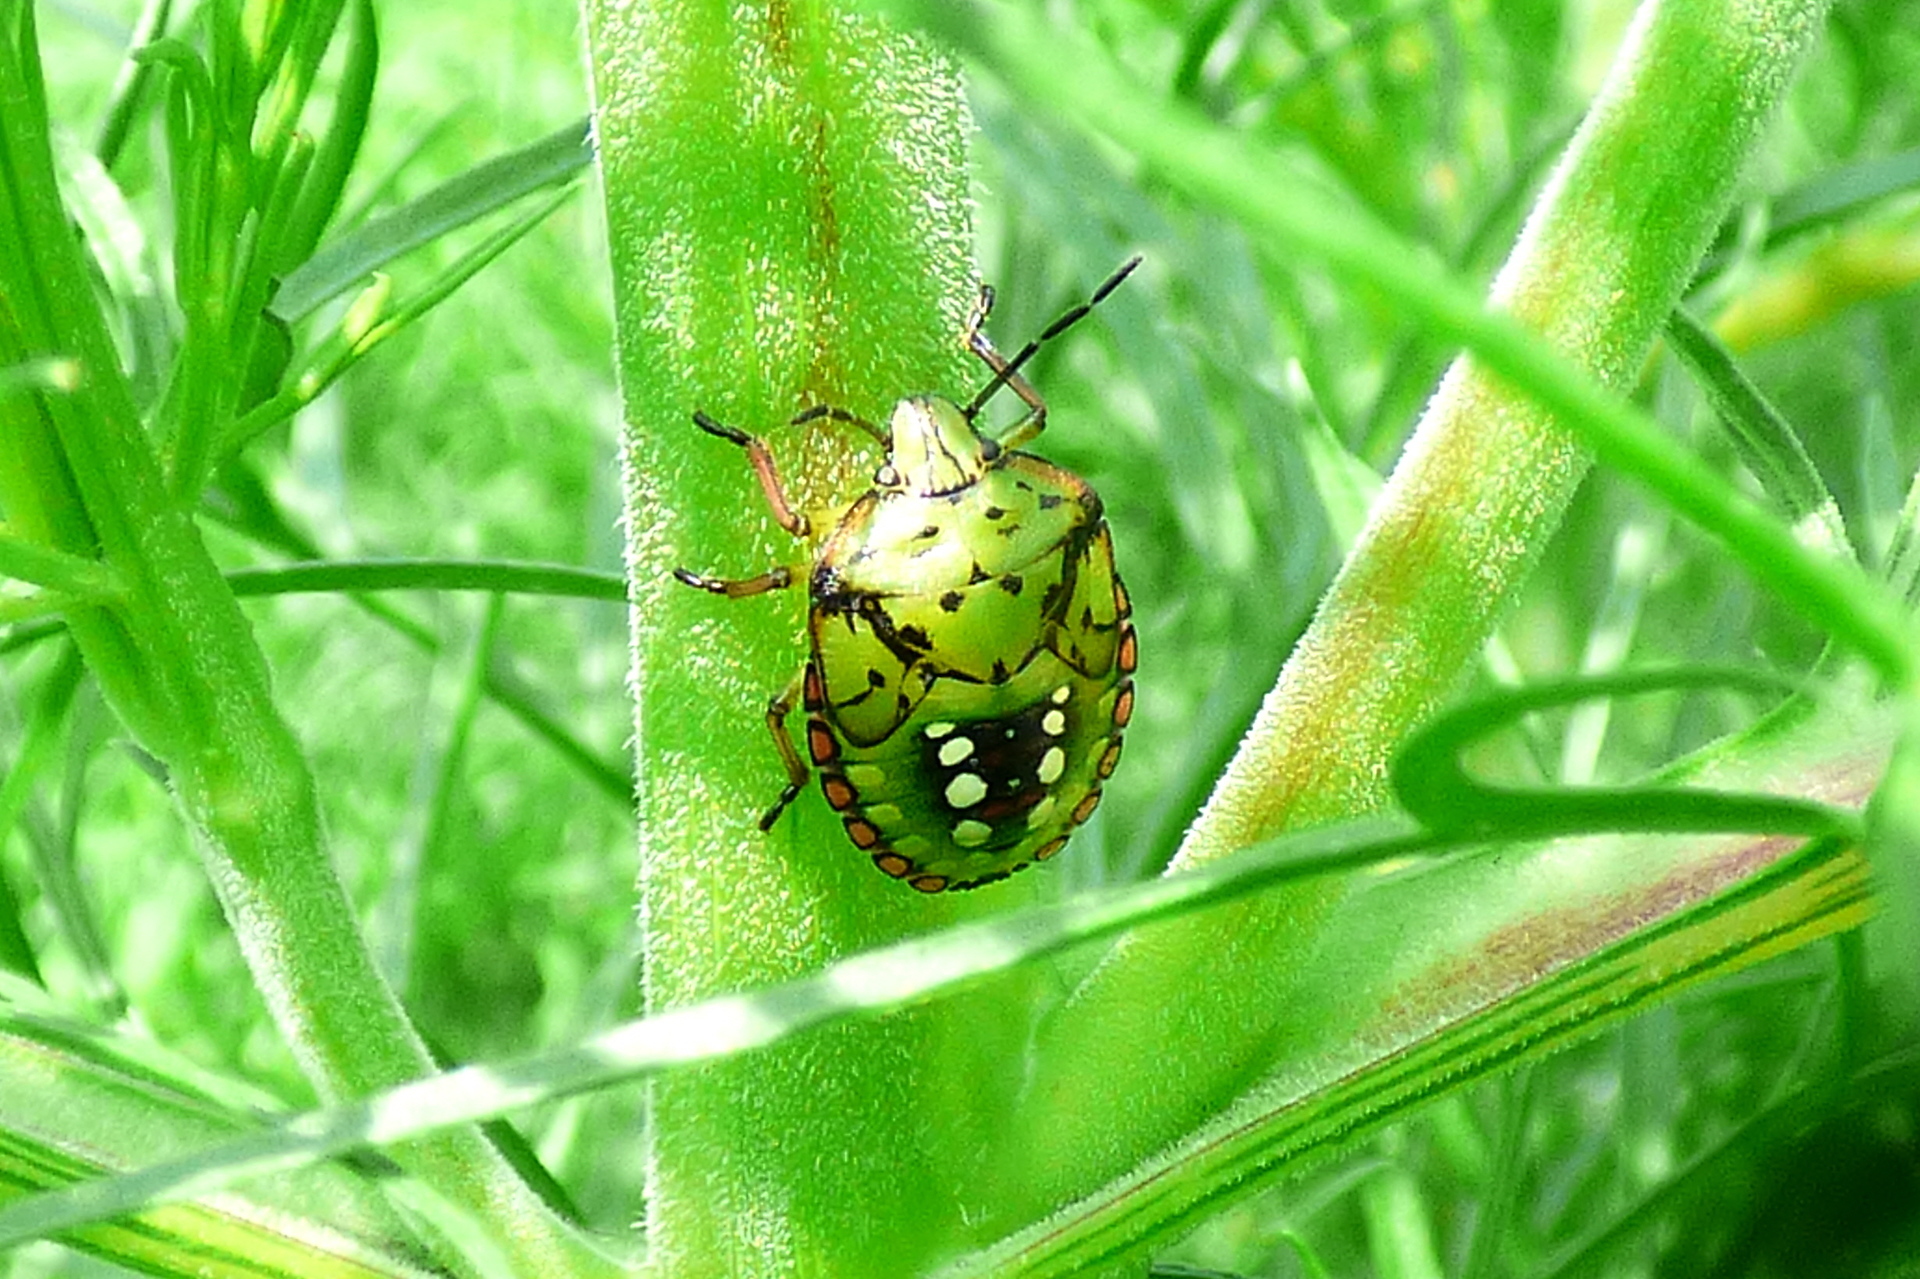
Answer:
[
  {"xmin": 1666, "ymin": 309, "xmax": 1851, "ymax": 560},
  {"xmin": 1391, "ymin": 667, "xmax": 1853, "ymax": 841},
  {"xmin": 0, "ymin": 815, "xmax": 1437, "ymax": 1249},
  {"xmin": 223, "ymin": 559, "xmax": 626, "ymax": 602},
  {"xmin": 270, "ymin": 118, "xmax": 591, "ymax": 323}
]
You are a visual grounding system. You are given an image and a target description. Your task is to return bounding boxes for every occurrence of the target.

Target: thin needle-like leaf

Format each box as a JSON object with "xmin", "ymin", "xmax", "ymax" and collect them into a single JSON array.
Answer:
[{"xmin": 270, "ymin": 119, "xmax": 590, "ymax": 323}]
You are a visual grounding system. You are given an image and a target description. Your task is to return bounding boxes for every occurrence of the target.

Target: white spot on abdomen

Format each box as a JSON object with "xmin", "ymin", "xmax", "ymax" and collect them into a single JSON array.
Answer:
[
  {"xmin": 1038, "ymin": 746, "xmax": 1066, "ymax": 785},
  {"xmin": 945, "ymin": 772, "xmax": 988, "ymax": 809}
]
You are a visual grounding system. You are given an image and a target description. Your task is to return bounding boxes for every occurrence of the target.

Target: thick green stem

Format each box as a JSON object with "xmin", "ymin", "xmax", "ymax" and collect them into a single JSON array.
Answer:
[
  {"xmin": 0, "ymin": 7, "xmax": 614, "ymax": 1274},
  {"xmin": 882, "ymin": 0, "xmax": 1840, "ymax": 1230},
  {"xmin": 1185, "ymin": 0, "xmax": 1840, "ymax": 842},
  {"xmin": 585, "ymin": 1, "xmax": 1054, "ymax": 1273}
]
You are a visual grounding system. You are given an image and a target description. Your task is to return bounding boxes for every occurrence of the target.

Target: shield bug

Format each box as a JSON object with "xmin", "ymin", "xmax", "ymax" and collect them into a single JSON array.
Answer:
[{"xmin": 675, "ymin": 259, "xmax": 1139, "ymax": 892}]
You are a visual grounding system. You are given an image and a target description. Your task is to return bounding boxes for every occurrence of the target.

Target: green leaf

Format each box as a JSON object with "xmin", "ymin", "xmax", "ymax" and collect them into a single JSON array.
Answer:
[
  {"xmin": 1765, "ymin": 146, "xmax": 1920, "ymax": 247},
  {"xmin": 231, "ymin": 185, "xmax": 578, "ymax": 454},
  {"xmin": 223, "ymin": 559, "xmax": 626, "ymax": 602},
  {"xmin": 0, "ymin": 528, "xmax": 115, "ymax": 598},
  {"xmin": 0, "ymin": 975, "xmax": 447, "ymax": 1277},
  {"xmin": 1665, "ymin": 307, "xmax": 1852, "ymax": 561},
  {"xmin": 281, "ymin": 0, "xmax": 378, "ymax": 267},
  {"xmin": 270, "ymin": 119, "xmax": 591, "ymax": 323}
]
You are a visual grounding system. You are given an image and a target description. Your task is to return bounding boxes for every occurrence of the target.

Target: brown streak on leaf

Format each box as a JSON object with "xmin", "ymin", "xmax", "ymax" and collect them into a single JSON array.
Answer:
[{"xmin": 1384, "ymin": 831, "xmax": 1807, "ymax": 1038}]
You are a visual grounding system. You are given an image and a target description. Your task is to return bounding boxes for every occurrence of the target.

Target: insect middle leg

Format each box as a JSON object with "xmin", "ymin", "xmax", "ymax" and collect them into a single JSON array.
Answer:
[
  {"xmin": 671, "ymin": 565, "xmax": 794, "ymax": 598},
  {"xmin": 668, "ymin": 565, "xmax": 811, "ymax": 828},
  {"xmin": 680, "ymin": 410, "xmax": 825, "ymax": 829}
]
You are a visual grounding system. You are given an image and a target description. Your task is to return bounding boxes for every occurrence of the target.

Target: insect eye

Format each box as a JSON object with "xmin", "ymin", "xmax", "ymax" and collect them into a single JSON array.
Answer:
[
  {"xmin": 980, "ymin": 438, "xmax": 1001, "ymax": 462},
  {"xmin": 875, "ymin": 464, "xmax": 901, "ymax": 487}
]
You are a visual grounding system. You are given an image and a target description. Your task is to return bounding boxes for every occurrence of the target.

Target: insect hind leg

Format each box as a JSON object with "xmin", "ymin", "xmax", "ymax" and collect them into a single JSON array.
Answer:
[{"xmin": 758, "ymin": 669, "xmax": 810, "ymax": 830}]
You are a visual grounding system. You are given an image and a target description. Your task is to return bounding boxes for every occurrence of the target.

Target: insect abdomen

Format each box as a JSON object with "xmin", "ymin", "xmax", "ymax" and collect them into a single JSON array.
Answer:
[{"xmin": 804, "ymin": 558, "xmax": 1135, "ymax": 893}]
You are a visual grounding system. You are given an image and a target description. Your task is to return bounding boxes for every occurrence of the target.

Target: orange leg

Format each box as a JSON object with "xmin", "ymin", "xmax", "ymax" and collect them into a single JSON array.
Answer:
[
  {"xmin": 962, "ymin": 256, "xmax": 1143, "ymax": 451},
  {"xmin": 671, "ymin": 566, "xmax": 794, "ymax": 599},
  {"xmin": 668, "ymin": 565, "xmax": 811, "ymax": 828},
  {"xmin": 692, "ymin": 410, "xmax": 811, "ymax": 537},
  {"xmin": 757, "ymin": 670, "xmax": 809, "ymax": 830},
  {"xmin": 677, "ymin": 413, "xmax": 817, "ymax": 826}
]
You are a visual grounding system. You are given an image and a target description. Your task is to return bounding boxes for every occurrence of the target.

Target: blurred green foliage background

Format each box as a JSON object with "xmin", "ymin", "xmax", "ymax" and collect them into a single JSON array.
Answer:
[{"xmin": 13, "ymin": 0, "xmax": 1920, "ymax": 1272}]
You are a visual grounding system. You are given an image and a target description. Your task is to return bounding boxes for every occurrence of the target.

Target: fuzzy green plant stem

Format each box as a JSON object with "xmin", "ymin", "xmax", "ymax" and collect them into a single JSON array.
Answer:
[
  {"xmin": 877, "ymin": 0, "xmax": 1843, "ymax": 1231},
  {"xmin": 585, "ymin": 2, "xmax": 1060, "ymax": 1274},
  {"xmin": 0, "ymin": 7, "xmax": 614, "ymax": 1275},
  {"xmin": 1178, "ymin": 0, "xmax": 1836, "ymax": 856}
]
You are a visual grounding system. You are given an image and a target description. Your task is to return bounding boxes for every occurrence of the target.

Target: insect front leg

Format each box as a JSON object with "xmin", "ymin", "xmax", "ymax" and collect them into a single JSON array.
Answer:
[
  {"xmin": 962, "ymin": 256, "xmax": 1144, "ymax": 453},
  {"xmin": 963, "ymin": 288, "xmax": 1051, "ymax": 452},
  {"xmin": 678, "ymin": 410, "xmax": 828, "ymax": 591},
  {"xmin": 691, "ymin": 410, "xmax": 811, "ymax": 537}
]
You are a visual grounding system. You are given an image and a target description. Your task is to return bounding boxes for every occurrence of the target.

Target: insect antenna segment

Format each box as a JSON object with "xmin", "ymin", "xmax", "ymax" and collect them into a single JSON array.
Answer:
[
  {"xmin": 963, "ymin": 255, "xmax": 1142, "ymax": 422},
  {"xmin": 791, "ymin": 403, "xmax": 887, "ymax": 444}
]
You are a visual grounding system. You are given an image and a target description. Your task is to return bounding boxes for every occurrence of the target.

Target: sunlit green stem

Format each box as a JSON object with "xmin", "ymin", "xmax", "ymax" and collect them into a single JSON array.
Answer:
[
  {"xmin": 0, "ymin": 5, "xmax": 619, "ymax": 1273},
  {"xmin": 584, "ymin": 0, "xmax": 1053, "ymax": 1273},
  {"xmin": 872, "ymin": 0, "xmax": 1857, "ymax": 1234},
  {"xmin": 0, "ymin": 528, "xmax": 116, "ymax": 599}
]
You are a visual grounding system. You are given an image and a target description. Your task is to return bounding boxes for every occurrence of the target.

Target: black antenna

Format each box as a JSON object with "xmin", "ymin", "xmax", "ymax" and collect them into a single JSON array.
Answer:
[{"xmin": 964, "ymin": 256, "xmax": 1141, "ymax": 420}]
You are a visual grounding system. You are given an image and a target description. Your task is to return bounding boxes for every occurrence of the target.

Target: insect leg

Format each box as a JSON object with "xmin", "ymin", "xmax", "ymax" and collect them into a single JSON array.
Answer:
[
  {"xmin": 965, "ymin": 281, "xmax": 997, "ymax": 337},
  {"xmin": 963, "ymin": 256, "xmax": 1144, "ymax": 451},
  {"xmin": 758, "ymin": 669, "xmax": 810, "ymax": 830},
  {"xmin": 671, "ymin": 565, "xmax": 795, "ymax": 599},
  {"xmin": 965, "ymin": 316, "xmax": 1050, "ymax": 451},
  {"xmin": 692, "ymin": 410, "xmax": 811, "ymax": 537}
]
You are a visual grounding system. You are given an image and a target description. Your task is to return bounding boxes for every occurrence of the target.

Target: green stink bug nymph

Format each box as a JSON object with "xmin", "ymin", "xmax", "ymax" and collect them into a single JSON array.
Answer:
[{"xmin": 676, "ymin": 259, "xmax": 1140, "ymax": 892}]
